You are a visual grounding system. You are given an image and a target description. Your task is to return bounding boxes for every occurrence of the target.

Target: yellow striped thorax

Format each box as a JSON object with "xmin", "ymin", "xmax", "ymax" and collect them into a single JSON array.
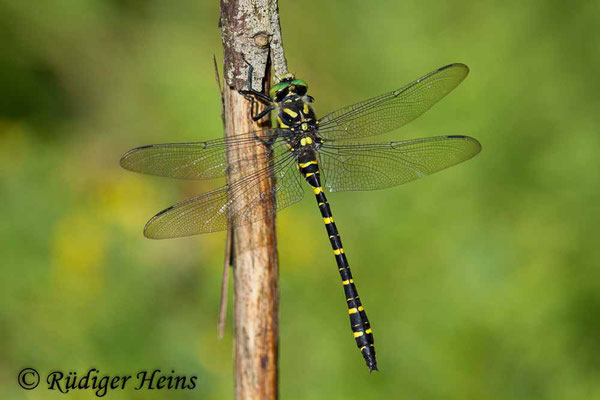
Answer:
[{"xmin": 271, "ymin": 76, "xmax": 323, "ymax": 153}]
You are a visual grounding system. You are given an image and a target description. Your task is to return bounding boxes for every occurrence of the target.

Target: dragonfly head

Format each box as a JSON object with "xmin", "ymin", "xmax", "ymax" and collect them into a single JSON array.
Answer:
[{"xmin": 270, "ymin": 76, "xmax": 309, "ymax": 102}]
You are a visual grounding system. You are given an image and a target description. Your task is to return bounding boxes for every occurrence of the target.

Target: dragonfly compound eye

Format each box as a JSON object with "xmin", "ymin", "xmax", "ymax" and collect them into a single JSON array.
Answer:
[
  {"xmin": 270, "ymin": 81, "xmax": 290, "ymax": 101},
  {"xmin": 290, "ymin": 79, "xmax": 308, "ymax": 95}
]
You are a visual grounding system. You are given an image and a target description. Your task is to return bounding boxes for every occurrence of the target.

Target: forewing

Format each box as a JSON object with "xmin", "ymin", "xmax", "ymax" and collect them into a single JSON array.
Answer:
[
  {"xmin": 317, "ymin": 64, "xmax": 469, "ymax": 140},
  {"xmin": 319, "ymin": 135, "xmax": 481, "ymax": 192},
  {"xmin": 120, "ymin": 129, "xmax": 281, "ymax": 180},
  {"xmin": 143, "ymin": 151, "xmax": 303, "ymax": 238}
]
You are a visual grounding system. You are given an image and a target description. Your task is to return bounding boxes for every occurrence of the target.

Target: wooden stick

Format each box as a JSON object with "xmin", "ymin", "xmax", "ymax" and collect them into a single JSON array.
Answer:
[
  {"xmin": 217, "ymin": 226, "xmax": 233, "ymax": 339},
  {"xmin": 219, "ymin": 1, "xmax": 287, "ymax": 398}
]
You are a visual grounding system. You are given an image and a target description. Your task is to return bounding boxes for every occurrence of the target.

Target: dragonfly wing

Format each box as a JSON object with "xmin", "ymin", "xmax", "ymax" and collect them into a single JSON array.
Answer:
[
  {"xmin": 120, "ymin": 129, "xmax": 281, "ymax": 180},
  {"xmin": 319, "ymin": 135, "xmax": 481, "ymax": 192},
  {"xmin": 143, "ymin": 152, "xmax": 303, "ymax": 238},
  {"xmin": 317, "ymin": 64, "xmax": 469, "ymax": 141}
]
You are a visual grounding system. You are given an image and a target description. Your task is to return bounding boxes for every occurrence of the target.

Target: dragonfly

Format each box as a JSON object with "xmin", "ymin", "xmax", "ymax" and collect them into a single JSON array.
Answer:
[{"xmin": 120, "ymin": 63, "xmax": 481, "ymax": 372}]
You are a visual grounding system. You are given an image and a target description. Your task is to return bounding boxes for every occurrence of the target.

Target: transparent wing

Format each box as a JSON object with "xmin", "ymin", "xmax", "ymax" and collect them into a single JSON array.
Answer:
[
  {"xmin": 318, "ymin": 135, "xmax": 481, "ymax": 192},
  {"xmin": 143, "ymin": 150, "xmax": 303, "ymax": 238},
  {"xmin": 317, "ymin": 64, "xmax": 469, "ymax": 141},
  {"xmin": 120, "ymin": 129, "xmax": 282, "ymax": 180}
]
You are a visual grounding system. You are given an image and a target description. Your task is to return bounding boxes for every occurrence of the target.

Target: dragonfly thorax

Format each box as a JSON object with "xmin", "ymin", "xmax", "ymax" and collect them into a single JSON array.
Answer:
[
  {"xmin": 276, "ymin": 93, "xmax": 322, "ymax": 154},
  {"xmin": 276, "ymin": 94, "xmax": 318, "ymax": 131},
  {"xmin": 285, "ymin": 130, "xmax": 323, "ymax": 154}
]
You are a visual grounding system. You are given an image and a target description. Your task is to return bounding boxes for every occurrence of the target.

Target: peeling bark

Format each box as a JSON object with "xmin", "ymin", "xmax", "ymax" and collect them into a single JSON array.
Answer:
[{"xmin": 220, "ymin": 0, "xmax": 288, "ymax": 91}]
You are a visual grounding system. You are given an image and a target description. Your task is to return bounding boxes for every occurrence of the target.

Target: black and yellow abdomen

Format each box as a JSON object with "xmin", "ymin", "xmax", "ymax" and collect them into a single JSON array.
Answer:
[
  {"xmin": 272, "ymin": 84, "xmax": 377, "ymax": 371},
  {"xmin": 297, "ymin": 151, "xmax": 378, "ymax": 372}
]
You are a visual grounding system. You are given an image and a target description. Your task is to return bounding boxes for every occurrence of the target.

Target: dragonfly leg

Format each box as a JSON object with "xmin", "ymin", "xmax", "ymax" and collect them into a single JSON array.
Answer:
[
  {"xmin": 252, "ymin": 130, "xmax": 279, "ymax": 148},
  {"xmin": 239, "ymin": 56, "xmax": 272, "ymax": 103},
  {"xmin": 251, "ymin": 105, "xmax": 276, "ymax": 121},
  {"xmin": 238, "ymin": 56, "xmax": 275, "ymax": 121}
]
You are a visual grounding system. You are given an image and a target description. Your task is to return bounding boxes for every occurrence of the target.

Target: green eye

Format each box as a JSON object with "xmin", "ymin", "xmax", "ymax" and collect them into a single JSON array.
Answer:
[
  {"xmin": 291, "ymin": 79, "xmax": 307, "ymax": 89},
  {"xmin": 270, "ymin": 82, "xmax": 290, "ymax": 99}
]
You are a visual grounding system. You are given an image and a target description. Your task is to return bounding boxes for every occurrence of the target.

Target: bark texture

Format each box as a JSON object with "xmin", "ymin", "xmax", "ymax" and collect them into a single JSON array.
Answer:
[
  {"xmin": 220, "ymin": 1, "xmax": 287, "ymax": 399},
  {"xmin": 224, "ymin": 86, "xmax": 279, "ymax": 400},
  {"xmin": 221, "ymin": 0, "xmax": 288, "ymax": 90}
]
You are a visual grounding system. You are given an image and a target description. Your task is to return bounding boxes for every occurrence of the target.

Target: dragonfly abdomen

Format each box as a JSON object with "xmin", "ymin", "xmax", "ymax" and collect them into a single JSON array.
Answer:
[{"xmin": 298, "ymin": 153, "xmax": 378, "ymax": 372}]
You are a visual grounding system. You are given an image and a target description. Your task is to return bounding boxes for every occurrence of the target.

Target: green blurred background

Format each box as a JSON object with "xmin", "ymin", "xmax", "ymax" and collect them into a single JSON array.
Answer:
[{"xmin": 2, "ymin": 0, "xmax": 599, "ymax": 399}]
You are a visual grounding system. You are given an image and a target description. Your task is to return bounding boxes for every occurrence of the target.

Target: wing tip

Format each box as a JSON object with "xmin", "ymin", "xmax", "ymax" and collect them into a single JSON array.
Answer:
[
  {"xmin": 143, "ymin": 207, "xmax": 174, "ymax": 240},
  {"xmin": 446, "ymin": 135, "xmax": 482, "ymax": 157},
  {"xmin": 471, "ymin": 136, "xmax": 482, "ymax": 154},
  {"xmin": 143, "ymin": 221, "xmax": 162, "ymax": 240},
  {"xmin": 464, "ymin": 135, "xmax": 482, "ymax": 155},
  {"xmin": 120, "ymin": 145, "xmax": 154, "ymax": 171},
  {"xmin": 143, "ymin": 232, "xmax": 162, "ymax": 240},
  {"xmin": 442, "ymin": 62, "xmax": 470, "ymax": 74},
  {"xmin": 437, "ymin": 63, "xmax": 470, "ymax": 83}
]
